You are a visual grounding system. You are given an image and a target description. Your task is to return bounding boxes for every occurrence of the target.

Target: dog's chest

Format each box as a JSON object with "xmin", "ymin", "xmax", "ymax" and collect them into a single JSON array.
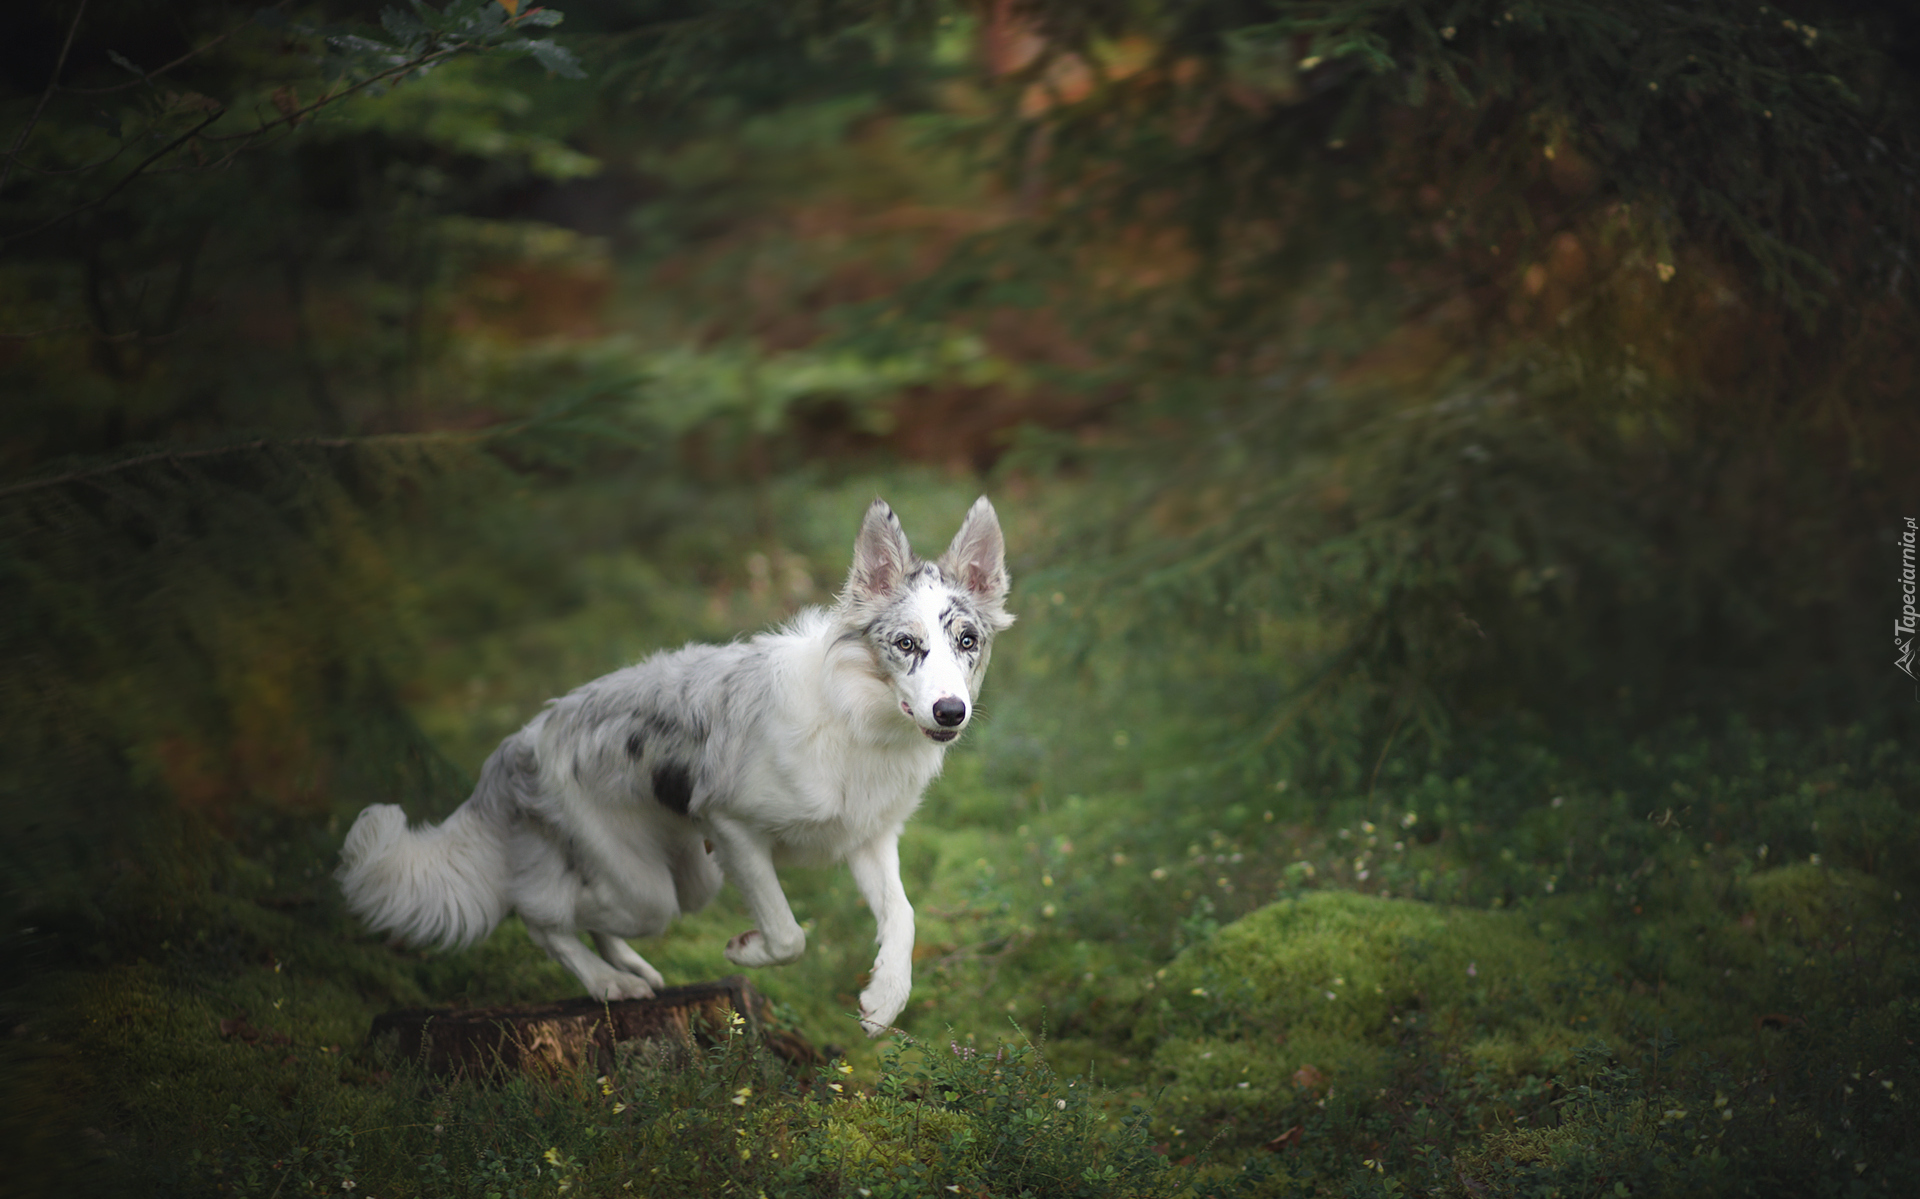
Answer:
[{"xmin": 737, "ymin": 735, "xmax": 939, "ymax": 857}]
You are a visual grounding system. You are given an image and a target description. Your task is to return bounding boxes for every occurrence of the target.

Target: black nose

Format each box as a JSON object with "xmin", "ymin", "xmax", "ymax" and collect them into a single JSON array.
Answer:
[{"xmin": 932, "ymin": 697, "xmax": 968, "ymax": 727}]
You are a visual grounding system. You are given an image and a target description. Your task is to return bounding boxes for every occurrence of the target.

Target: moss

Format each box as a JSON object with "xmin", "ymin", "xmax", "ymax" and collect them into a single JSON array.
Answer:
[
  {"xmin": 1149, "ymin": 892, "xmax": 1653, "ymax": 1144},
  {"xmin": 824, "ymin": 1093, "xmax": 982, "ymax": 1171},
  {"xmin": 1745, "ymin": 863, "xmax": 1892, "ymax": 942}
]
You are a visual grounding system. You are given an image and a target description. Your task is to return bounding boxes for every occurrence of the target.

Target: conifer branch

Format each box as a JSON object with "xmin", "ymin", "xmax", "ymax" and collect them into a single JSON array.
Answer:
[{"xmin": 0, "ymin": 430, "xmax": 498, "ymax": 501}]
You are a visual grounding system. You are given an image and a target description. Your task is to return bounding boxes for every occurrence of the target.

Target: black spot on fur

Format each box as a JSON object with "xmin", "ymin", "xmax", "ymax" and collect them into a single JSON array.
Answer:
[
  {"xmin": 625, "ymin": 731, "xmax": 644, "ymax": 759},
  {"xmin": 645, "ymin": 710, "xmax": 709, "ymax": 746},
  {"xmin": 652, "ymin": 761, "xmax": 694, "ymax": 815}
]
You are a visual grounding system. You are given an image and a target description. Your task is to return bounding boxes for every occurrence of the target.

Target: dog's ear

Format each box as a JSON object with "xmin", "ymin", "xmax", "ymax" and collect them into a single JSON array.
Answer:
[
  {"xmin": 940, "ymin": 496, "xmax": 1012, "ymax": 626},
  {"xmin": 847, "ymin": 498, "xmax": 916, "ymax": 603}
]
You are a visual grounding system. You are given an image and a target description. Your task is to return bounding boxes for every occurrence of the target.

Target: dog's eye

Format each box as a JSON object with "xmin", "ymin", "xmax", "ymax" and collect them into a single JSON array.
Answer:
[
  {"xmin": 958, "ymin": 633, "xmax": 977, "ymax": 651},
  {"xmin": 893, "ymin": 635, "xmax": 917, "ymax": 654}
]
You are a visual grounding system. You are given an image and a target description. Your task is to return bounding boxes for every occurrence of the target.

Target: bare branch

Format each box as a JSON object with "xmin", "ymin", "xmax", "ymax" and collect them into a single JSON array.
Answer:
[
  {"xmin": 0, "ymin": 320, "xmax": 93, "ymax": 341},
  {"xmin": 57, "ymin": 2, "xmax": 295, "ymax": 97},
  {"xmin": 1, "ymin": 108, "xmax": 225, "ymax": 248},
  {"xmin": 198, "ymin": 46, "xmax": 466, "ymax": 146},
  {"xmin": 1, "ymin": 0, "xmax": 90, "ymax": 196},
  {"xmin": 5, "ymin": 143, "xmax": 132, "ymax": 179}
]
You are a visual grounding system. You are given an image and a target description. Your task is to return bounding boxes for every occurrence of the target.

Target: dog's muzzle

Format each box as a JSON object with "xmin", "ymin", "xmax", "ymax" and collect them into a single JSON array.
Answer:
[{"xmin": 909, "ymin": 697, "xmax": 966, "ymax": 741}]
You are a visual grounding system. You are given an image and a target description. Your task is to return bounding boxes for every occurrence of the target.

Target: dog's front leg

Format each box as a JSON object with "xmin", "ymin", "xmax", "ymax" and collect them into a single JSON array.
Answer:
[
  {"xmin": 846, "ymin": 831, "xmax": 913, "ymax": 1037},
  {"xmin": 706, "ymin": 817, "xmax": 807, "ymax": 968}
]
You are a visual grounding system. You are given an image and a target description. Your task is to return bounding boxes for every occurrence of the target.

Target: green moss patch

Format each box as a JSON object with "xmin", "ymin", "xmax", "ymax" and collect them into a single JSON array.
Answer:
[{"xmin": 1148, "ymin": 891, "xmax": 1650, "ymax": 1147}]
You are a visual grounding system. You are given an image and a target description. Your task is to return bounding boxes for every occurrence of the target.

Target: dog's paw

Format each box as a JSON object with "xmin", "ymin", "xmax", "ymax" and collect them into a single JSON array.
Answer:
[
  {"xmin": 628, "ymin": 962, "xmax": 666, "ymax": 990},
  {"xmin": 596, "ymin": 940, "xmax": 667, "ymax": 990},
  {"xmin": 725, "ymin": 928, "xmax": 804, "ymax": 967},
  {"xmin": 724, "ymin": 929, "xmax": 765, "ymax": 966},
  {"xmin": 857, "ymin": 979, "xmax": 909, "ymax": 1038},
  {"xmin": 590, "ymin": 974, "xmax": 656, "ymax": 1002}
]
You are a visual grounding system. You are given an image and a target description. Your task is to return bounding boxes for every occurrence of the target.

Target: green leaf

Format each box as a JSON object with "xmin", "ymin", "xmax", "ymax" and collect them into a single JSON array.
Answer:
[
  {"xmin": 526, "ymin": 38, "xmax": 585, "ymax": 79},
  {"xmin": 379, "ymin": 5, "xmax": 432, "ymax": 41}
]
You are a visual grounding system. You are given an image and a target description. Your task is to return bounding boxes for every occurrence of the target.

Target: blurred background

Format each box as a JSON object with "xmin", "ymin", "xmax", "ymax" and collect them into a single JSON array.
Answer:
[{"xmin": 3, "ymin": 1, "xmax": 1918, "ymax": 1195}]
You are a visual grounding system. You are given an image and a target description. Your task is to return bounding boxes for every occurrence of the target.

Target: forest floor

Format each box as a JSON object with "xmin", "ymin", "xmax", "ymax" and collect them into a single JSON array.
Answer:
[{"xmin": 6, "ymin": 471, "xmax": 1917, "ymax": 1199}]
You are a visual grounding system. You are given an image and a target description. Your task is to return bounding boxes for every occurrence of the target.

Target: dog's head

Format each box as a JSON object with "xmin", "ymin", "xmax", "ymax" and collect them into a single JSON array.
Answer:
[{"xmin": 841, "ymin": 496, "xmax": 1013, "ymax": 743}]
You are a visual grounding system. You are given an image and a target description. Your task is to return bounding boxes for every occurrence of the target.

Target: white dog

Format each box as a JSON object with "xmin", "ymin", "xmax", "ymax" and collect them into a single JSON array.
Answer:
[{"xmin": 338, "ymin": 497, "xmax": 1012, "ymax": 1036}]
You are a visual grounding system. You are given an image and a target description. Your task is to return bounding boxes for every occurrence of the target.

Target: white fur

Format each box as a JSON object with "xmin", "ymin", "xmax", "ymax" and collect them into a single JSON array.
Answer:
[{"xmin": 337, "ymin": 497, "xmax": 1011, "ymax": 1036}]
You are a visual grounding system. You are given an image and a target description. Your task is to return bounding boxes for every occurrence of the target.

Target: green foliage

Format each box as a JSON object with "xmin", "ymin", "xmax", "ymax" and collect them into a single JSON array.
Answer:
[
  {"xmin": 1006, "ymin": 0, "xmax": 1913, "ymax": 312},
  {"xmin": 864, "ymin": 0, "xmax": 1920, "ymax": 769}
]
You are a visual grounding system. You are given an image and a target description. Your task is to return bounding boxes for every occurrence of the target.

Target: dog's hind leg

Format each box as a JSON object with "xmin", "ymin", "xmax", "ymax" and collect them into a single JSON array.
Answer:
[
  {"xmin": 591, "ymin": 933, "xmax": 665, "ymax": 990},
  {"xmin": 524, "ymin": 922, "xmax": 657, "ymax": 1001}
]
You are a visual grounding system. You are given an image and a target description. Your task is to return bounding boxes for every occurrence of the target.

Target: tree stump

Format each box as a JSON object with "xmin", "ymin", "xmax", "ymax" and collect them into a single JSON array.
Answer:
[{"xmin": 366, "ymin": 975, "xmax": 823, "ymax": 1079}]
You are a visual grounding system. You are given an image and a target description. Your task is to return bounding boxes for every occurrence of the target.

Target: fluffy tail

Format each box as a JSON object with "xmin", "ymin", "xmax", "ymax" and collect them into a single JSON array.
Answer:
[{"xmin": 336, "ymin": 801, "xmax": 510, "ymax": 951}]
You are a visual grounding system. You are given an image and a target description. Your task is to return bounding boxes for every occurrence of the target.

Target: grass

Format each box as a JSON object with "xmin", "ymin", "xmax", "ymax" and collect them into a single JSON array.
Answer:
[{"xmin": 5, "ymin": 473, "xmax": 1918, "ymax": 1197}]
